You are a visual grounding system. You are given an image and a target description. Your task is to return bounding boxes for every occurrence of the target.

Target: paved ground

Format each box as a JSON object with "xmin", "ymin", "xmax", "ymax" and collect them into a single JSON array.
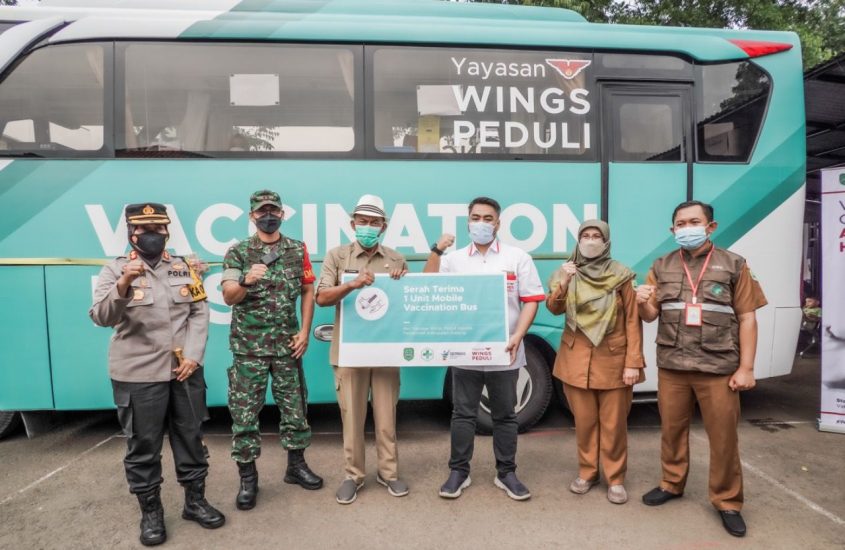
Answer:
[{"xmin": 1, "ymin": 356, "xmax": 843, "ymax": 550}]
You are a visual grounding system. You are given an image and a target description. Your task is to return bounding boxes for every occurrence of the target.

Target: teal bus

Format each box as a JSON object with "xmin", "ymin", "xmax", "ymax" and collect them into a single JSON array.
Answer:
[{"xmin": 0, "ymin": 0, "xmax": 805, "ymax": 438}]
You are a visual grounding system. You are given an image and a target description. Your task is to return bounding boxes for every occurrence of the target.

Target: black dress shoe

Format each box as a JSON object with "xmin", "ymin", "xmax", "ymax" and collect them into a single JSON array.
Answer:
[
  {"xmin": 719, "ymin": 510, "xmax": 747, "ymax": 537},
  {"xmin": 642, "ymin": 487, "xmax": 683, "ymax": 506}
]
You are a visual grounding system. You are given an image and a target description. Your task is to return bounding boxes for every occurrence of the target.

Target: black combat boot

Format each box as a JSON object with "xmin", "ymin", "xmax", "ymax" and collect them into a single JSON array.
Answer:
[
  {"xmin": 284, "ymin": 448, "xmax": 323, "ymax": 490},
  {"xmin": 136, "ymin": 487, "xmax": 166, "ymax": 547},
  {"xmin": 181, "ymin": 479, "xmax": 226, "ymax": 529},
  {"xmin": 236, "ymin": 461, "xmax": 259, "ymax": 511}
]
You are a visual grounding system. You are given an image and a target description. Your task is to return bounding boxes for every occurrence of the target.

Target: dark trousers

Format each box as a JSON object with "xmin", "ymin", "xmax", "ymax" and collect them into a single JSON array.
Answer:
[
  {"xmin": 449, "ymin": 367, "xmax": 518, "ymax": 476},
  {"xmin": 112, "ymin": 372, "xmax": 208, "ymax": 495}
]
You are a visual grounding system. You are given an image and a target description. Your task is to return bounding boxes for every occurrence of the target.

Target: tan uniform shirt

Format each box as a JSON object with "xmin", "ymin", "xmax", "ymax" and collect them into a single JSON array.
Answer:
[
  {"xmin": 645, "ymin": 243, "xmax": 767, "ymax": 375},
  {"xmin": 316, "ymin": 242, "xmax": 407, "ymax": 366},
  {"xmin": 547, "ymin": 280, "xmax": 645, "ymax": 389},
  {"xmin": 89, "ymin": 253, "xmax": 209, "ymax": 382}
]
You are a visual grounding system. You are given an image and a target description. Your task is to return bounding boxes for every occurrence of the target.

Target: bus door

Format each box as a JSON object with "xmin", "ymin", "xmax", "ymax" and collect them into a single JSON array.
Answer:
[{"xmin": 600, "ymin": 83, "xmax": 693, "ymax": 276}]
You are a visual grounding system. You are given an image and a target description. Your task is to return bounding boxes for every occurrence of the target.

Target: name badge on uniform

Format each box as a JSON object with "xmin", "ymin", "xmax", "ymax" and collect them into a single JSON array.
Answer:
[{"xmin": 685, "ymin": 303, "xmax": 702, "ymax": 326}]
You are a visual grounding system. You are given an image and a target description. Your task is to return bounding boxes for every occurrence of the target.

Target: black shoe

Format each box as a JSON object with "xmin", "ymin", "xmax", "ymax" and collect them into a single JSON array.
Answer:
[
  {"xmin": 642, "ymin": 487, "xmax": 683, "ymax": 506},
  {"xmin": 136, "ymin": 487, "xmax": 166, "ymax": 547},
  {"xmin": 182, "ymin": 479, "xmax": 226, "ymax": 529},
  {"xmin": 719, "ymin": 510, "xmax": 747, "ymax": 537},
  {"xmin": 494, "ymin": 472, "xmax": 531, "ymax": 501},
  {"xmin": 236, "ymin": 461, "xmax": 259, "ymax": 511},
  {"xmin": 438, "ymin": 470, "xmax": 471, "ymax": 499},
  {"xmin": 284, "ymin": 449, "xmax": 323, "ymax": 490}
]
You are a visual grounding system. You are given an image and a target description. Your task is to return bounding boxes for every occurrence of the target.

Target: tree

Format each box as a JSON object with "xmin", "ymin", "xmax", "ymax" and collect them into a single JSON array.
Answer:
[{"xmin": 470, "ymin": 0, "xmax": 845, "ymax": 68}]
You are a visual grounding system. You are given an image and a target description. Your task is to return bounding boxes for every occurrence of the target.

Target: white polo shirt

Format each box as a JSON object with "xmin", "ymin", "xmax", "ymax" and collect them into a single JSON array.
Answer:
[{"xmin": 440, "ymin": 239, "xmax": 545, "ymax": 372}]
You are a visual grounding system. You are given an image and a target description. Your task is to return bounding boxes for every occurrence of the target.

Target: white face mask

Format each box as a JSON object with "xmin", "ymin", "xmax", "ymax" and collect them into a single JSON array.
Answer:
[
  {"xmin": 578, "ymin": 239, "xmax": 606, "ymax": 259},
  {"xmin": 468, "ymin": 221, "xmax": 496, "ymax": 245}
]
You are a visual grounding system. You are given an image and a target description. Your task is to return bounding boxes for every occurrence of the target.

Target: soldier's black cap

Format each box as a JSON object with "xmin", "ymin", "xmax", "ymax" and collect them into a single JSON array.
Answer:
[
  {"xmin": 250, "ymin": 189, "xmax": 282, "ymax": 212},
  {"xmin": 125, "ymin": 203, "xmax": 171, "ymax": 225}
]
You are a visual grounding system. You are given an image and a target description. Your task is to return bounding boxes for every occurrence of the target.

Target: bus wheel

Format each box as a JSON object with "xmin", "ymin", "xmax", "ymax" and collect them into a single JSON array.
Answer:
[
  {"xmin": 476, "ymin": 342, "xmax": 552, "ymax": 435},
  {"xmin": 0, "ymin": 411, "xmax": 21, "ymax": 439}
]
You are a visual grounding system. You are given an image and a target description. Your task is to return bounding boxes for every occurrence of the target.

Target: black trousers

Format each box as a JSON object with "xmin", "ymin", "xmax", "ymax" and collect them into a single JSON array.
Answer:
[
  {"xmin": 449, "ymin": 368, "xmax": 519, "ymax": 476},
  {"xmin": 112, "ymin": 372, "xmax": 208, "ymax": 495}
]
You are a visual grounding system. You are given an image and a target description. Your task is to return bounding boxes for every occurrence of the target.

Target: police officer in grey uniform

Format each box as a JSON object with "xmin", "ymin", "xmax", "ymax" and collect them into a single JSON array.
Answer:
[{"xmin": 90, "ymin": 203, "xmax": 225, "ymax": 547}]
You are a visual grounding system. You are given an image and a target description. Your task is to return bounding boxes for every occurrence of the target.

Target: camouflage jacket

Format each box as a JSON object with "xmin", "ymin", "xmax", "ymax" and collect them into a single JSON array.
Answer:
[{"xmin": 222, "ymin": 234, "xmax": 314, "ymax": 357}]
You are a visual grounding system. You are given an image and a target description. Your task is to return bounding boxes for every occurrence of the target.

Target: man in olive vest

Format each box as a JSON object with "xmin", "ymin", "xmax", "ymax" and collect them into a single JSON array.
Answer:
[{"xmin": 636, "ymin": 200, "xmax": 767, "ymax": 538}]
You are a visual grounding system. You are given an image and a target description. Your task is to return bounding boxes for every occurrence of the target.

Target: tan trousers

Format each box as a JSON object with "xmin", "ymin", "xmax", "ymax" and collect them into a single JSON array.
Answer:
[
  {"xmin": 333, "ymin": 366, "xmax": 400, "ymax": 484},
  {"xmin": 564, "ymin": 384, "xmax": 633, "ymax": 485},
  {"xmin": 657, "ymin": 368, "xmax": 743, "ymax": 511}
]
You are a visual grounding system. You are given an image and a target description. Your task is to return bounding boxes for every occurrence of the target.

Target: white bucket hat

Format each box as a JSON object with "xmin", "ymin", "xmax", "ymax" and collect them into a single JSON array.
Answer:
[{"xmin": 351, "ymin": 194, "xmax": 387, "ymax": 220}]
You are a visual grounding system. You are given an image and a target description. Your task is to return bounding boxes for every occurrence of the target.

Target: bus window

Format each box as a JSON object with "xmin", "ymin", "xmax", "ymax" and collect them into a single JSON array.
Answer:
[
  {"xmin": 697, "ymin": 62, "xmax": 770, "ymax": 162},
  {"xmin": 0, "ymin": 44, "xmax": 105, "ymax": 154},
  {"xmin": 119, "ymin": 43, "xmax": 359, "ymax": 156},
  {"xmin": 610, "ymin": 94, "xmax": 684, "ymax": 162},
  {"xmin": 370, "ymin": 46, "xmax": 595, "ymax": 159}
]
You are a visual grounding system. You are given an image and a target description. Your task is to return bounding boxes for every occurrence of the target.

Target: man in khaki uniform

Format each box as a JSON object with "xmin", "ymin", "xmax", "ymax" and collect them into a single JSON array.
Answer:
[
  {"xmin": 637, "ymin": 200, "xmax": 767, "ymax": 538},
  {"xmin": 316, "ymin": 194, "xmax": 409, "ymax": 504}
]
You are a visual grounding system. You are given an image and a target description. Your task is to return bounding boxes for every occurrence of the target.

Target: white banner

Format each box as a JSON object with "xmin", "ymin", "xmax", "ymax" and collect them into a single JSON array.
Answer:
[{"xmin": 821, "ymin": 168, "xmax": 845, "ymax": 434}]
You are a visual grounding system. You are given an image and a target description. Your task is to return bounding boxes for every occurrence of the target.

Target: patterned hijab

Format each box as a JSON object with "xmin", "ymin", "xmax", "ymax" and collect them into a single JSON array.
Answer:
[{"xmin": 556, "ymin": 220, "xmax": 634, "ymax": 347}]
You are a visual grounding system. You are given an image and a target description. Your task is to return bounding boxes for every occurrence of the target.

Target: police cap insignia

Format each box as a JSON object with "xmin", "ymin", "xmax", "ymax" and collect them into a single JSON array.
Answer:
[{"xmin": 126, "ymin": 203, "xmax": 170, "ymax": 225}]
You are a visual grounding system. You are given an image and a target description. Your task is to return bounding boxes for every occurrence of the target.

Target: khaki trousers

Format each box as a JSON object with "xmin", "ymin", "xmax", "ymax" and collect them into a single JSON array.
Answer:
[
  {"xmin": 333, "ymin": 366, "xmax": 400, "ymax": 484},
  {"xmin": 563, "ymin": 384, "xmax": 633, "ymax": 485},
  {"xmin": 657, "ymin": 368, "xmax": 743, "ymax": 511}
]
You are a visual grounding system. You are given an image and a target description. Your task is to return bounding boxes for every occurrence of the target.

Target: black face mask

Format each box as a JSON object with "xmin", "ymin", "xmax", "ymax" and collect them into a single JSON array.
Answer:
[
  {"xmin": 132, "ymin": 232, "xmax": 168, "ymax": 259},
  {"xmin": 255, "ymin": 213, "xmax": 282, "ymax": 234}
]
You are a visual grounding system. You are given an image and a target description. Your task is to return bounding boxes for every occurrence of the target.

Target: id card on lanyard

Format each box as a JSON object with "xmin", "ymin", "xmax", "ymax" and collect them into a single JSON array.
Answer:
[{"xmin": 679, "ymin": 246, "xmax": 714, "ymax": 327}]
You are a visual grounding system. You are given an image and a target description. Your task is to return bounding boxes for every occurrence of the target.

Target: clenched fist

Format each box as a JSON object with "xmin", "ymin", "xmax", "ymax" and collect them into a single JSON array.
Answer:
[
  {"xmin": 636, "ymin": 284, "xmax": 655, "ymax": 304},
  {"xmin": 435, "ymin": 233, "xmax": 455, "ymax": 252},
  {"xmin": 244, "ymin": 264, "xmax": 268, "ymax": 286}
]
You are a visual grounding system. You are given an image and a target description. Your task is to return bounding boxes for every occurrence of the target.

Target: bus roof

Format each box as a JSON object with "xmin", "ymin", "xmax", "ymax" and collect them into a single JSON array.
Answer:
[{"xmin": 0, "ymin": 0, "xmax": 800, "ymax": 63}]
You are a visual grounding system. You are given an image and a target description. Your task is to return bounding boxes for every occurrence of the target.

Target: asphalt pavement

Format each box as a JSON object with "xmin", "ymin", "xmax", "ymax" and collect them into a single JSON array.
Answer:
[{"xmin": 1, "ymin": 355, "xmax": 843, "ymax": 550}]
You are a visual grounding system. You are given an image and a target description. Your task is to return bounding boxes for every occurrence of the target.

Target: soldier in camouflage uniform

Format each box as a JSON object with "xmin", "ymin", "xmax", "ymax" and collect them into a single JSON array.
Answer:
[{"xmin": 221, "ymin": 190, "xmax": 323, "ymax": 511}]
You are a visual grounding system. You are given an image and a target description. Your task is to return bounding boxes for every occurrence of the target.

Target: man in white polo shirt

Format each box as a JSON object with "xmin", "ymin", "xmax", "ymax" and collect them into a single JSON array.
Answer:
[{"xmin": 424, "ymin": 196, "xmax": 544, "ymax": 501}]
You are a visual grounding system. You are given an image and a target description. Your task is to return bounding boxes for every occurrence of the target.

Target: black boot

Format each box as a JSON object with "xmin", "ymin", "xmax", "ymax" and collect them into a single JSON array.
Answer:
[
  {"xmin": 236, "ymin": 461, "xmax": 259, "ymax": 511},
  {"xmin": 181, "ymin": 479, "xmax": 226, "ymax": 529},
  {"xmin": 136, "ymin": 487, "xmax": 166, "ymax": 547},
  {"xmin": 284, "ymin": 448, "xmax": 323, "ymax": 490}
]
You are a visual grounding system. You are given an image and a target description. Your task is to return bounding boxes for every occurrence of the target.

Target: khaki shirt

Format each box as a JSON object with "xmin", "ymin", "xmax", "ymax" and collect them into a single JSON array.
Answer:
[
  {"xmin": 547, "ymin": 280, "xmax": 645, "ymax": 389},
  {"xmin": 645, "ymin": 243, "xmax": 767, "ymax": 375},
  {"xmin": 316, "ymin": 242, "xmax": 407, "ymax": 366},
  {"xmin": 89, "ymin": 252, "xmax": 209, "ymax": 382}
]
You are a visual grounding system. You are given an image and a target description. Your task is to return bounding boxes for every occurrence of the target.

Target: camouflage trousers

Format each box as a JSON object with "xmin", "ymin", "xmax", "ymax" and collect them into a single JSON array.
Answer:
[{"xmin": 228, "ymin": 355, "xmax": 311, "ymax": 463}]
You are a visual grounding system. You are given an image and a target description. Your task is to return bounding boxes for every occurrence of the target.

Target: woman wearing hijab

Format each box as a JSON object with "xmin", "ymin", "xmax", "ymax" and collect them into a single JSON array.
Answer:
[{"xmin": 546, "ymin": 220, "xmax": 645, "ymax": 504}]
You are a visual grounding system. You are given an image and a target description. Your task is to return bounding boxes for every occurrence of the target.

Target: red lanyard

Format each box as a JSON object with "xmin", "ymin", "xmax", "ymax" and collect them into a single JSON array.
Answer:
[{"xmin": 678, "ymin": 245, "xmax": 714, "ymax": 305}]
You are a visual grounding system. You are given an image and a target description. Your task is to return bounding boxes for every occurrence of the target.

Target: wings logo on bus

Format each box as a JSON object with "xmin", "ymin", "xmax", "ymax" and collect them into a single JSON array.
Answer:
[{"xmin": 545, "ymin": 59, "xmax": 591, "ymax": 79}]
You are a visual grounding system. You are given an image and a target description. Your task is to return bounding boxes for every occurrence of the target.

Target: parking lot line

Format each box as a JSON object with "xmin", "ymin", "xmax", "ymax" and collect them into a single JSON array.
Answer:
[
  {"xmin": 691, "ymin": 432, "xmax": 845, "ymax": 527},
  {"xmin": 0, "ymin": 433, "xmax": 120, "ymax": 507}
]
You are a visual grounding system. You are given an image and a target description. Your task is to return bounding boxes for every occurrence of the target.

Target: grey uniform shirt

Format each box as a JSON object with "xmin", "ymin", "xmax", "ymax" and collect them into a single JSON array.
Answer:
[{"xmin": 89, "ymin": 253, "xmax": 209, "ymax": 383}]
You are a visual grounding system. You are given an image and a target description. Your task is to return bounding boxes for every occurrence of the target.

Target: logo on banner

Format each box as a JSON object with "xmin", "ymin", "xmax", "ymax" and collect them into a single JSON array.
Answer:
[
  {"xmin": 441, "ymin": 350, "xmax": 467, "ymax": 361},
  {"xmin": 840, "ymin": 173, "xmax": 845, "ymax": 185},
  {"xmin": 421, "ymin": 348, "xmax": 434, "ymax": 362},
  {"xmin": 403, "ymin": 348, "xmax": 415, "ymax": 361},
  {"xmin": 471, "ymin": 347, "xmax": 493, "ymax": 361},
  {"xmin": 545, "ymin": 59, "xmax": 591, "ymax": 79},
  {"xmin": 356, "ymin": 288, "xmax": 389, "ymax": 321}
]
